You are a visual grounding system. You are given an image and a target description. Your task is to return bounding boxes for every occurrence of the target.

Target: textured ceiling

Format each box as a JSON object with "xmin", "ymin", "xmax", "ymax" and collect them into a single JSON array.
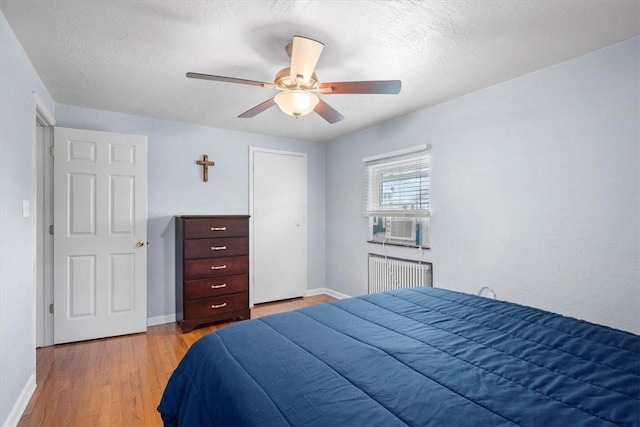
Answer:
[{"xmin": 2, "ymin": 1, "xmax": 639, "ymax": 142}]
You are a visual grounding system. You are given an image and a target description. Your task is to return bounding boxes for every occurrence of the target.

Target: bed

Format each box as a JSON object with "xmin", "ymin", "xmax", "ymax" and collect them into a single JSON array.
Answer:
[{"xmin": 158, "ymin": 287, "xmax": 639, "ymax": 426}]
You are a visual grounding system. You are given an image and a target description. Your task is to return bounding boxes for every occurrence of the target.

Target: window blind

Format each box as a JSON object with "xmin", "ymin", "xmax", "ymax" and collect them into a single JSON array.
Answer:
[{"xmin": 364, "ymin": 147, "xmax": 430, "ymax": 218}]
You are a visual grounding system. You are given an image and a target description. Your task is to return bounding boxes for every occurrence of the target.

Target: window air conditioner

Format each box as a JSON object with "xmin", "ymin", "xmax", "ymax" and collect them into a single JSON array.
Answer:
[{"xmin": 385, "ymin": 218, "xmax": 416, "ymax": 242}]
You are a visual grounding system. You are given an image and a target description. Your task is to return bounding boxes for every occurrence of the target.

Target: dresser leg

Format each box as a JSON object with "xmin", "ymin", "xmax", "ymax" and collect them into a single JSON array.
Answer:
[
  {"xmin": 236, "ymin": 309, "xmax": 251, "ymax": 320},
  {"xmin": 179, "ymin": 321, "xmax": 197, "ymax": 333}
]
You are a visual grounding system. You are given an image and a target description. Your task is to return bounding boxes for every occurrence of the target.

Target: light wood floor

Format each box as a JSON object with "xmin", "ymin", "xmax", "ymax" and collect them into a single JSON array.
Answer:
[{"xmin": 18, "ymin": 294, "xmax": 335, "ymax": 427}]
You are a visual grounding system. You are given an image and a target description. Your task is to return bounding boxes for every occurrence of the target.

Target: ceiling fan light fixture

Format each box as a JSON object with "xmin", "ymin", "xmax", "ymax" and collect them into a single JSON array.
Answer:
[
  {"xmin": 187, "ymin": 35, "xmax": 400, "ymax": 124},
  {"xmin": 274, "ymin": 90, "xmax": 319, "ymax": 117}
]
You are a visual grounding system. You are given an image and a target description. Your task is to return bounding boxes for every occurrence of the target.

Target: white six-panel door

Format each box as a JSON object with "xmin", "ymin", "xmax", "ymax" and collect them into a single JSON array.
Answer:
[
  {"xmin": 251, "ymin": 148, "xmax": 307, "ymax": 304},
  {"xmin": 53, "ymin": 127, "xmax": 147, "ymax": 344}
]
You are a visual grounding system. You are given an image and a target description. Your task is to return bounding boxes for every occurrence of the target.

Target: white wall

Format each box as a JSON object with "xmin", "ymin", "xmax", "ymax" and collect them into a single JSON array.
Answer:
[
  {"xmin": 0, "ymin": 11, "xmax": 56, "ymax": 427},
  {"xmin": 326, "ymin": 37, "xmax": 640, "ymax": 334},
  {"xmin": 55, "ymin": 105, "xmax": 327, "ymax": 319}
]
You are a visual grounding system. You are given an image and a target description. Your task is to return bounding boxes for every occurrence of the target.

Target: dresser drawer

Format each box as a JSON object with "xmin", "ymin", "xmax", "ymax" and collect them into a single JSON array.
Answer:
[
  {"xmin": 184, "ymin": 274, "xmax": 248, "ymax": 300},
  {"xmin": 184, "ymin": 217, "xmax": 248, "ymax": 239},
  {"xmin": 184, "ymin": 237, "xmax": 248, "ymax": 260},
  {"xmin": 184, "ymin": 255, "xmax": 249, "ymax": 280},
  {"xmin": 184, "ymin": 292, "xmax": 248, "ymax": 320}
]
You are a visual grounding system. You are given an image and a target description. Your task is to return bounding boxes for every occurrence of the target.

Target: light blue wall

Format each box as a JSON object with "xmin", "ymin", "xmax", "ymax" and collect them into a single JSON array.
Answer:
[
  {"xmin": 0, "ymin": 11, "xmax": 55, "ymax": 426},
  {"xmin": 326, "ymin": 37, "xmax": 640, "ymax": 334},
  {"xmin": 55, "ymin": 105, "xmax": 327, "ymax": 319}
]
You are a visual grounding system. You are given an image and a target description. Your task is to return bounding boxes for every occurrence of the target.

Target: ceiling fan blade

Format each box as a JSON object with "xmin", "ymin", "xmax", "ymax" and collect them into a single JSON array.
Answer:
[
  {"xmin": 289, "ymin": 36, "xmax": 324, "ymax": 84},
  {"xmin": 314, "ymin": 98, "xmax": 344, "ymax": 124},
  {"xmin": 238, "ymin": 97, "xmax": 276, "ymax": 118},
  {"xmin": 186, "ymin": 72, "xmax": 275, "ymax": 88},
  {"xmin": 319, "ymin": 80, "xmax": 401, "ymax": 94}
]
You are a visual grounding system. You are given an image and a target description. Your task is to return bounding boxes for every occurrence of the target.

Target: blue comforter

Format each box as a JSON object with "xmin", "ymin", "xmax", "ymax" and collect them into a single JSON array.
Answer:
[{"xmin": 158, "ymin": 287, "xmax": 639, "ymax": 426}]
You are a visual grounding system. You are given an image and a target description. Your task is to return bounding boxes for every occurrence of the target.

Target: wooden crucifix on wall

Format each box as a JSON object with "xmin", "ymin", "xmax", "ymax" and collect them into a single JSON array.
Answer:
[{"xmin": 196, "ymin": 154, "xmax": 215, "ymax": 182}]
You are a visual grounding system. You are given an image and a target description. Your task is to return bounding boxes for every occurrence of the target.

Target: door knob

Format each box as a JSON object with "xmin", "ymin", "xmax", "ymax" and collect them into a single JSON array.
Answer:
[{"xmin": 136, "ymin": 240, "xmax": 145, "ymax": 247}]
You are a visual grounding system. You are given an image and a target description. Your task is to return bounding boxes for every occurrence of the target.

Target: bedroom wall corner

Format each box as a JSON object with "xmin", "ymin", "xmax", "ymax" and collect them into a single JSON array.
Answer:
[{"xmin": 325, "ymin": 37, "xmax": 640, "ymax": 334}]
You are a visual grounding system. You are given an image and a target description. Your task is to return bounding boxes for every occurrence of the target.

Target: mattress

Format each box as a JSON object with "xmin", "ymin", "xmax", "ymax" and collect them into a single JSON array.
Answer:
[{"xmin": 158, "ymin": 287, "xmax": 639, "ymax": 426}]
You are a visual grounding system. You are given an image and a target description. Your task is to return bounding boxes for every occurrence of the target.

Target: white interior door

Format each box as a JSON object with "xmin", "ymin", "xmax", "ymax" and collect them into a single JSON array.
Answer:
[
  {"xmin": 53, "ymin": 127, "xmax": 147, "ymax": 344},
  {"xmin": 251, "ymin": 148, "xmax": 307, "ymax": 304}
]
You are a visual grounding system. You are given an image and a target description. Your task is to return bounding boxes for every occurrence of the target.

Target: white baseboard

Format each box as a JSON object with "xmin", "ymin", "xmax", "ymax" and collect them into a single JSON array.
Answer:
[
  {"xmin": 305, "ymin": 287, "xmax": 327, "ymax": 297},
  {"xmin": 2, "ymin": 373, "xmax": 35, "ymax": 427},
  {"xmin": 305, "ymin": 288, "xmax": 351, "ymax": 300},
  {"xmin": 324, "ymin": 288, "xmax": 351, "ymax": 300},
  {"xmin": 147, "ymin": 313, "xmax": 176, "ymax": 327}
]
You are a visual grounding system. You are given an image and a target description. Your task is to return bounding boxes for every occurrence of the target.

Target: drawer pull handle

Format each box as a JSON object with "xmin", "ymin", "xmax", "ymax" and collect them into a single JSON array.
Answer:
[
  {"xmin": 210, "ymin": 227, "xmax": 227, "ymax": 231},
  {"xmin": 211, "ymin": 265, "xmax": 227, "ymax": 270},
  {"xmin": 211, "ymin": 246, "xmax": 227, "ymax": 251},
  {"xmin": 210, "ymin": 283, "xmax": 227, "ymax": 289},
  {"xmin": 211, "ymin": 303, "xmax": 227, "ymax": 309}
]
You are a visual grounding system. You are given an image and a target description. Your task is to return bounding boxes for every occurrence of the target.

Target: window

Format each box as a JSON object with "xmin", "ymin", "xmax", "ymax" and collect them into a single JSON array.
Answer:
[
  {"xmin": 364, "ymin": 146, "xmax": 430, "ymax": 218},
  {"xmin": 363, "ymin": 145, "xmax": 431, "ymax": 247}
]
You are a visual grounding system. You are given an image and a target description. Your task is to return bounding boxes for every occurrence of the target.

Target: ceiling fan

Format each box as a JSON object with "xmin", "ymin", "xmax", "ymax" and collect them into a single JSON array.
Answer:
[{"xmin": 186, "ymin": 36, "xmax": 401, "ymax": 124}]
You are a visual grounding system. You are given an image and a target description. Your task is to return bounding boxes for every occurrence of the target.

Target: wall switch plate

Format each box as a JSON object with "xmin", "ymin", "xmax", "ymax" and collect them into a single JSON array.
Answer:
[{"xmin": 22, "ymin": 200, "xmax": 30, "ymax": 218}]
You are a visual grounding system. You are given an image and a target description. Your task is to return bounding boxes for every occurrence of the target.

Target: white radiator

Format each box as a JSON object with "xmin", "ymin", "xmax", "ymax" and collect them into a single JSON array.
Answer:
[{"xmin": 368, "ymin": 255, "xmax": 432, "ymax": 294}]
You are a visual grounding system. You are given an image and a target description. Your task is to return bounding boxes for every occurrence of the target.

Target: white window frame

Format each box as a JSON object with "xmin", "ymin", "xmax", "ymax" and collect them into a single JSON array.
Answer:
[{"xmin": 363, "ymin": 144, "xmax": 431, "ymax": 218}]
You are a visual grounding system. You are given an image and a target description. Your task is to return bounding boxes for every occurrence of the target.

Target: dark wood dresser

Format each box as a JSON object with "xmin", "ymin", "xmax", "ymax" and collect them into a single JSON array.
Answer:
[{"xmin": 175, "ymin": 215, "xmax": 250, "ymax": 332}]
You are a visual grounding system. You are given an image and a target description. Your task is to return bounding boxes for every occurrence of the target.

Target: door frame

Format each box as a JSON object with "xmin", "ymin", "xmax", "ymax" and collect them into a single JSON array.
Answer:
[
  {"xmin": 33, "ymin": 93, "xmax": 56, "ymax": 347},
  {"xmin": 248, "ymin": 146, "xmax": 308, "ymax": 307}
]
